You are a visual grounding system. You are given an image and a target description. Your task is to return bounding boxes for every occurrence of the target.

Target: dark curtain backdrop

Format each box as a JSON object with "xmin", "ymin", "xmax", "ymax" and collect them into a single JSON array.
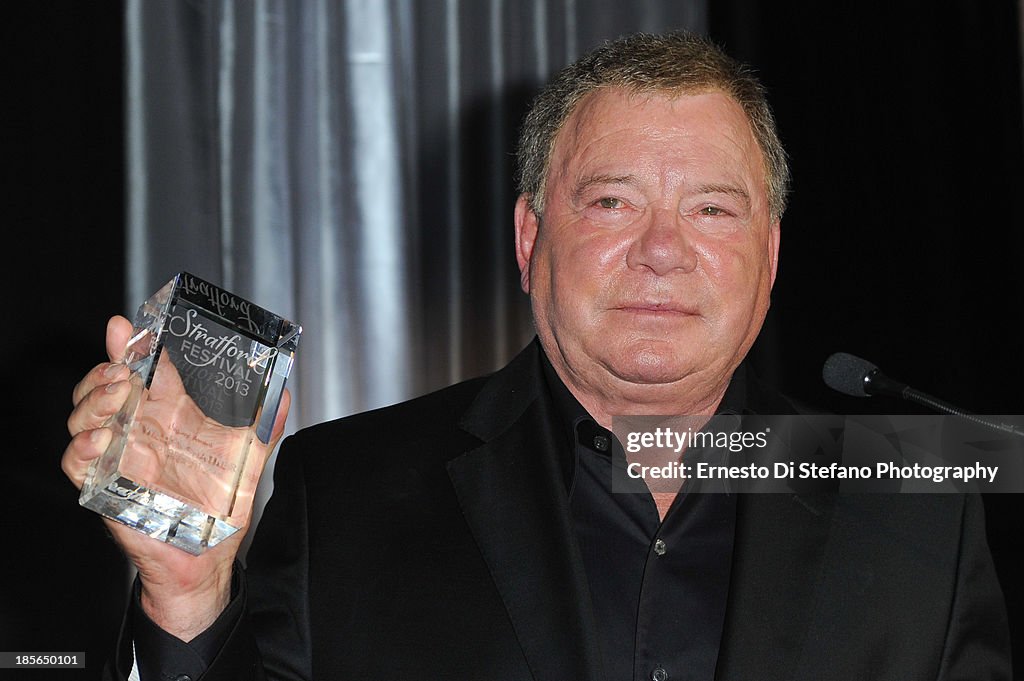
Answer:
[{"xmin": 7, "ymin": 1, "xmax": 1023, "ymax": 677}]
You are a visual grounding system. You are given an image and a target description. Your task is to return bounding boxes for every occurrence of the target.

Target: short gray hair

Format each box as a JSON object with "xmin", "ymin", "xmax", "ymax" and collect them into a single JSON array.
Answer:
[{"xmin": 516, "ymin": 31, "xmax": 790, "ymax": 220}]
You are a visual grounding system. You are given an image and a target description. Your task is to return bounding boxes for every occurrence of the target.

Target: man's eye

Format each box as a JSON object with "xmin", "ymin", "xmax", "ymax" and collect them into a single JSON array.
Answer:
[
  {"xmin": 597, "ymin": 197, "xmax": 625, "ymax": 209},
  {"xmin": 698, "ymin": 205, "xmax": 726, "ymax": 216}
]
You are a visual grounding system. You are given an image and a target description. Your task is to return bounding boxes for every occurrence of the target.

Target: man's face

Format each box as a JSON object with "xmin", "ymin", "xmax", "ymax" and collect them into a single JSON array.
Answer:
[{"xmin": 515, "ymin": 88, "xmax": 780, "ymax": 414}]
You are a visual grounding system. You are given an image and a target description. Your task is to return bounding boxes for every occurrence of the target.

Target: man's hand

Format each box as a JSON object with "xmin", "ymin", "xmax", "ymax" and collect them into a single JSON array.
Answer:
[{"xmin": 63, "ymin": 315, "xmax": 291, "ymax": 641}]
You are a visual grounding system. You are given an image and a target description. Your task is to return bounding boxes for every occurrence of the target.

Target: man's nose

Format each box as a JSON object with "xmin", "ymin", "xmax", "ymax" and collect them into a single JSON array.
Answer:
[{"xmin": 625, "ymin": 207, "xmax": 698, "ymax": 275}]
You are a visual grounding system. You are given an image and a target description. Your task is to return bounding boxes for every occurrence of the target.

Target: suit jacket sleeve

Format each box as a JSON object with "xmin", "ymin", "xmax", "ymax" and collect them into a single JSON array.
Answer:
[{"xmin": 239, "ymin": 433, "xmax": 315, "ymax": 681}]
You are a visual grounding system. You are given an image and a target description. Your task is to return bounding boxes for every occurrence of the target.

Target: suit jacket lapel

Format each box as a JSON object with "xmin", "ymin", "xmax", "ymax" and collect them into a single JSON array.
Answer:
[
  {"xmin": 715, "ymin": 490, "xmax": 837, "ymax": 679},
  {"xmin": 713, "ymin": 369, "xmax": 839, "ymax": 679},
  {"xmin": 447, "ymin": 342, "xmax": 604, "ymax": 681}
]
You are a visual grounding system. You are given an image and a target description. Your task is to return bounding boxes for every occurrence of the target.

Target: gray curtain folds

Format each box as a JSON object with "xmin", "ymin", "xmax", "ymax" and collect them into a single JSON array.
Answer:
[{"xmin": 126, "ymin": 0, "xmax": 707, "ymax": 526}]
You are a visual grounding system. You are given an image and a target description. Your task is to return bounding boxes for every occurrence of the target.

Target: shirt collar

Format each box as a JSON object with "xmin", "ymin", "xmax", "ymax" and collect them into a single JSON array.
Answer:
[
  {"xmin": 539, "ymin": 350, "xmax": 604, "ymax": 447},
  {"xmin": 539, "ymin": 347, "xmax": 751, "ymax": 470}
]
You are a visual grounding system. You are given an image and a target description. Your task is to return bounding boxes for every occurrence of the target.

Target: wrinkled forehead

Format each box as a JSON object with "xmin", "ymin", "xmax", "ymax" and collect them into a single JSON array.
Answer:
[
  {"xmin": 548, "ymin": 87, "xmax": 768, "ymax": 192},
  {"xmin": 561, "ymin": 86, "xmax": 757, "ymax": 149}
]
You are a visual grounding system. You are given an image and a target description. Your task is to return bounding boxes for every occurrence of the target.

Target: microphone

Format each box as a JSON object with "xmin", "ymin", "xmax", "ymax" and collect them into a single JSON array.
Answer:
[
  {"xmin": 822, "ymin": 352, "xmax": 1024, "ymax": 438},
  {"xmin": 822, "ymin": 352, "xmax": 909, "ymax": 399}
]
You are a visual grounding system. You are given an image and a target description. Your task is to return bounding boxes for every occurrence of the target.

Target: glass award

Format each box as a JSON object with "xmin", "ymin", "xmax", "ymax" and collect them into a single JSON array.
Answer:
[{"xmin": 80, "ymin": 272, "xmax": 301, "ymax": 555}]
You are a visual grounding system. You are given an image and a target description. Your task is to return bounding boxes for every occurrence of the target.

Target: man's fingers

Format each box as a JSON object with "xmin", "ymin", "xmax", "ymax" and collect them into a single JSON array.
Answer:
[
  {"xmin": 72, "ymin": 361, "xmax": 129, "ymax": 407},
  {"xmin": 67, "ymin": 378, "xmax": 131, "ymax": 437},
  {"xmin": 70, "ymin": 315, "xmax": 134, "ymax": 407},
  {"xmin": 62, "ymin": 427, "xmax": 113, "ymax": 489},
  {"xmin": 106, "ymin": 315, "xmax": 134, "ymax": 363}
]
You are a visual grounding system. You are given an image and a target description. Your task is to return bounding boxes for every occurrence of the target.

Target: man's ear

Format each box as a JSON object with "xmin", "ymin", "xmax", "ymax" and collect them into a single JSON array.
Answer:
[{"xmin": 514, "ymin": 194, "xmax": 539, "ymax": 294}]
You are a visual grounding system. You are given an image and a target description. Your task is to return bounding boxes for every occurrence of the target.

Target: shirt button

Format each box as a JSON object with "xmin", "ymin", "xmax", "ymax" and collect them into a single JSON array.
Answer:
[
  {"xmin": 654, "ymin": 539, "xmax": 666, "ymax": 556},
  {"xmin": 593, "ymin": 435, "xmax": 610, "ymax": 452},
  {"xmin": 652, "ymin": 667, "xmax": 669, "ymax": 681}
]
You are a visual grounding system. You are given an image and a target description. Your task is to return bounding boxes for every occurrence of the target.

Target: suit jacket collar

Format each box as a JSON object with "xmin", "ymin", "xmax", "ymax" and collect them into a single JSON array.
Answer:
[{"xmin": 456, "ymin": 339, "xmax": 545, "ymax": 444}]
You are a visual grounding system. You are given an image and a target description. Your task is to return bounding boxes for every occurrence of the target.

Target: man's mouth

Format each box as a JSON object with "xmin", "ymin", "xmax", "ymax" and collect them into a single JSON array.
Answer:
[{"xmin": 612, "ymin": 302, "xmax": 699, "ymax": 316}]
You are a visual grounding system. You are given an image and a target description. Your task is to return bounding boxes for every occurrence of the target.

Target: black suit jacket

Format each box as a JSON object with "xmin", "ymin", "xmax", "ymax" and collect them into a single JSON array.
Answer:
[{"xmin": 112, "ymin": 341, "xmax": 1011, "ymax": 680}]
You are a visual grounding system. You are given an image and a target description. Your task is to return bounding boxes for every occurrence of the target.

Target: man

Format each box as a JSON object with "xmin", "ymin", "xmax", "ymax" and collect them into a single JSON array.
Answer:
[{"xmin": 64, "ymin": 31, "xmax": 1010, "ymax": 680}]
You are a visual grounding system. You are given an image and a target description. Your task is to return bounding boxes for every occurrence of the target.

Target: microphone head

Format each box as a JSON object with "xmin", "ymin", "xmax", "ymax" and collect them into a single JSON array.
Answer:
[{"xmin": 822, "ymin": 352, "xmax": 877, "ymax": 397}]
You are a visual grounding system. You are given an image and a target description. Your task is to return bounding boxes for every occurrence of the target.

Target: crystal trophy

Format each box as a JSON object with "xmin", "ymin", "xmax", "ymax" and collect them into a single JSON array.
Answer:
[{"xmin": 80, "ymin": 272, "xmax": 301, "ymax": 554}]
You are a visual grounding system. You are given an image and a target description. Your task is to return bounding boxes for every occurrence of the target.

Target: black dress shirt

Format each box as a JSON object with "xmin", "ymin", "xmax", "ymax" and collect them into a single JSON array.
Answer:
[
  {"xmin": 131, "ymin": 568, "xmax": 244, "ymax": 681},
  {"xmin": 541, "ymin": 357, "xmax": 740, "ymax": 681}
]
